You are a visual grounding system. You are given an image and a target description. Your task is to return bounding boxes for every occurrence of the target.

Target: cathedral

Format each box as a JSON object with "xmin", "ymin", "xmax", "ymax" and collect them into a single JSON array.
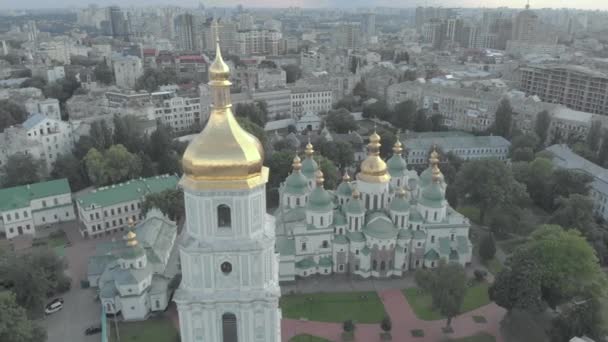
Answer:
[
  {"xmin": 275, "ymin": 133, "xmax": 473, "ymax": 281},
  {"xmin": 174, "ymin": 38, "xmax": 281, "ymax": 341}
]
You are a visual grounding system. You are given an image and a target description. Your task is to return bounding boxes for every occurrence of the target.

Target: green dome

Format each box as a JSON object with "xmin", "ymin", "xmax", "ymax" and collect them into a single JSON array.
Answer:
[
  {"xmin": 363, "ymin": 213, "xmax": 398, "ymax": 239},
  {"xmin": 398, "ymin": 228, "xmax": 412, "ymax": 239},
  {"xmin": 285, "ymin": 171, "xmax": 308, "ymax": 195},
  {"xmin": 336, "ymin": 181, "xmax": 352, "ymax": 197},
  {"xmin": 390, "ymin": 196, "xmax": 410, "ymax": 212},
  {"xmin": 419, "ymin": 167, "xmax": 433, "ymax": 188},
  {"xmin": 387, "ymin": 155, "xmax": 407, "ymax": 176},
  {"xmin": 419, "ymin": 183, "xmax": 444, "ymax": 208},
  {"xmin": 307, "ymin": 187, "xmax": 333, "ymax": 212},
  {"xmin": 344, "ymin": 197, "xmax": 365, "ymax": 215},
  {"xmin": 333, "ymin": 210, "xmax": 346, "ymax": 225},
  {"xmin": 301, "ymin": 158, "xmax": 318, "ymax": 179}
]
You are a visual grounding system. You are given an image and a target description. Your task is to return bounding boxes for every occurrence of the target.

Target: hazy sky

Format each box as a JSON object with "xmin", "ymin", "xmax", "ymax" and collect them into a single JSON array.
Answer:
[{"xmin": 2, "ymin": 0, "xmax": 607, "ymax": 11}]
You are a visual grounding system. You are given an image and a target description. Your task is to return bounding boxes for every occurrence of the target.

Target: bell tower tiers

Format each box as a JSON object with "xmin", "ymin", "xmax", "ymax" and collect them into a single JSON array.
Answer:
[{"xmin": 174, "ymin": 33, "xmax": 281, "ymax": 342}]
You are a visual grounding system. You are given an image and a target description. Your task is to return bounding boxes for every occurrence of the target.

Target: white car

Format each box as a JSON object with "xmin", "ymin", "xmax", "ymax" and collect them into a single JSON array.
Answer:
[{"xmin": 45, "ymin": 298, "xmax": 64, "ymax": 315}]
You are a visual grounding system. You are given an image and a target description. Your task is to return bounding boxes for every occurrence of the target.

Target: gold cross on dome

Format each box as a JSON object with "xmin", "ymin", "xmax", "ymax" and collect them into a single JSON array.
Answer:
[{"xmin": 212, "ymin": 20, "xmax": 222, "ymax": 43}]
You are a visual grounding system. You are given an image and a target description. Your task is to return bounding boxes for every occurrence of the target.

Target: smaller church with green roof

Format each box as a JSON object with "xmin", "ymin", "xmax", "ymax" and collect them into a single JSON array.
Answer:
[{"xmin": 275, "ymin": 134, "xmax": 472, "ymax": 282}]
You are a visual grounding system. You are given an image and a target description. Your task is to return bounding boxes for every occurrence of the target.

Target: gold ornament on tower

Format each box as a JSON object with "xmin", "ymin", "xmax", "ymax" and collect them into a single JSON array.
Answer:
[
  {"xmin": 181, "ymin": 29, "xmax": 267, "ymax": 190},
  {"xmin": 358, "ymin": 130, "xmax": 390, "ymax": 183}
]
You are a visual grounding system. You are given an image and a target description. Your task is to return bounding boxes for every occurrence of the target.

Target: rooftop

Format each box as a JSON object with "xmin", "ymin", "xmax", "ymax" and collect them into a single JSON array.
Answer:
[
  {"xmin": 0, "ymin": 178, "xmax": 71, "ymax": 212},
  {"xmin": 404, "ymin": 135, "xmax": 511, "ymax": 151}
]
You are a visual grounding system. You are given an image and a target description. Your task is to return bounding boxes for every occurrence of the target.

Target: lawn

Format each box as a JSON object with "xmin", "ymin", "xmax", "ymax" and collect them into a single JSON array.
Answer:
[
  {"xmin": 280, "ymin": 291, "xmax": 386, "ymax": 323},
  {"xmin": 447, "ymin": 332, "xmax": 496, "ymax": 342},
  {"xmin": 403, "ymin": 282, "xmax": 491, "ymax": 321},
  {"xmin": 483, "ymin": 258, "xmax": 503, "ymax": 275},
  {"xmin": 290, "ymin": 334, "xmax": 332, "ymax": 342},
  {"xmin": 108, "ymin": 316, "xmax": 179, "ymax": 342}
]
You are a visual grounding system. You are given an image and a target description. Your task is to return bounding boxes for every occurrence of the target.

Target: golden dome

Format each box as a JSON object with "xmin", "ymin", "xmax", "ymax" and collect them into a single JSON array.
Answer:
[
  {"xmin": 396, "ymin": 186, "xmax": 407, "ymax": 198},
  {"xmin": 431, "ymin": 163, "xmax": 443, "ymax": 183},
  {"xmin": 292, "ymin": 155, "xmax": 302, "ymax": 171},
  {"xmin": 393, "ymin": 139, "xmax": 403, "ymax": 155},
  {"xmin": 125, "ymin": 231, "xmax": 138, "ymax": 247},
  {"xmin": 429, "ymin": 146, "xmax": 440, "ymax": 165},
  {"xmin": 181, "ymin": 38, "xmax": 267, "ymax": 190},
  {"xmin": 358, "ymin": 131, "xmax": 390, "ymax": 183},
  {"xmin": 305, "ymin": 139, "xmax": 314, "ymax": 158},
  {"xmin": 352, "ymin": 187, "xmax": 361, "ymax": 199},
  {"xmin": 315, "ymin": 169, "xmax": 325, "ymax": 187},
  {"xmin": 342, "ymin": 170, "xmax": 351, "ymax": 182}
]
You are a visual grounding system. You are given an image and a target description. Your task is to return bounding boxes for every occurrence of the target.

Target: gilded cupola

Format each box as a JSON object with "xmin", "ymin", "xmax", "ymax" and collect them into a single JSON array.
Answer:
[
  {"xmin": 358, "ymin": 131, "xmax": 390, "ymax": 183},
  {"xmin": 181, "ymin": 36, "xmax": 267, "ymax": 190}
]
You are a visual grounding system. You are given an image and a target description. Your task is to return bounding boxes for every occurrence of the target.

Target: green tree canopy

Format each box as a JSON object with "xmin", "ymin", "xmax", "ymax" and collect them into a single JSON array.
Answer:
[
  {"xmin": 419, "ymin": 262, "xmax": 468, "ymax": 327},
  {"xmin": 317, "ymin": 140, "xmax": 355, "ymax": 168},
  {"xmin": 93, "ymin": 62, "xmax": 113, "ymax": 85},
  {"xmin": 282, "ymin": 64, "xmax": 302, "ymax": 83},
  {"xmin": 391, "ymin": 100, "xmax": 416, "ymax": 130},
  {"xmin": 234, "ymin": 101, "xmax": 268, "ymax": 127},
  {"xmin": 135, "ymin": 68, "xmax": 177, "ymax": 92},
  {"xmin": 534, "ymin": 110, "xmax": 551, "ymax": 147},
  {"xmin": 0, "ymin": 100, "xmax": 28, "ymax": 133},
  {"xmin": 142, "ymin": 189, "xmax": 184, "ymax": 221},
  {"xmin": 492, "ymin": 98, "xmax": 514, "ymax": 139},
  {"xmin": 1, "ymin": 153, "xmax": 44, "ymax": 188},
  {"xmin": 84, "ymin": 145, "xmax": 142, "ymax": 186},
  {"xmin": 587, "ymin": 120, "xmax": 602, "ymax": 153},
  {"xmin": 325, "ymin": 108, "xmax": 358, "ymax": 134},
  {"xmin": 51, "ymin": 154, "xmax": 89, "ymax": 191},
  {"xmin": 0, "ymin": 292, "xmax": 46, "ymax": 342}
]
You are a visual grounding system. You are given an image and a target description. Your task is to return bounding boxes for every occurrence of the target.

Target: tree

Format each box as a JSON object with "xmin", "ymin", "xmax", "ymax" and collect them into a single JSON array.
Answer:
[
  {"xmin": 430, "ymin": 114, "xmax": 445, "ymax": 131},
  {"xmin": 259, "ymin": 60, "xmax": 277, "ymax": 69},
  {"xmin": 512, "ymin": 157, "xmax": 554, "ymax": 210},
  {"xmin": 0, "ymin": 100, "xmax": 29, "ymax": 132},
  {"xmin": 20, "ymin": 77, "xmax": 46, "ymax": 90},
  {"xmin": 551, "ymin": 169, "xmax": 592, "ymax": 201},
  {"xmin": 492, "ymin": 98, "xmax": 514, "ymax": 139},
  {"xmin": 403, "ymin": 69, "xmax": 416, "ymax": 81},
  {"xmin": 319, "ymin": 157, "xmax": 339, "ymax": 189},
  {"xmin": 1, "ymin": 153, "xmax": 43, "ymax": 188},
  {"xmin": 353, "ymin": 80, "xmax": 367, "ymax": 98},
  {"xmin": 51, "ymin": 154, "xmax": 89, "ymax": 191},
  {"xmin": 94, "ymin": 62, "xmax": 113, "ymax": 85},
  {"xmin": 343, "ymin": 320, "xmax": 355, "ymax": 333},
  {"xmin": 510, "ymin": 133, "xmax": 540, "ymax": 160},
  {"xmin": 362, "ymin": 101, "xmax": 390, "ymax": 121},
  {"xmin": 413, "ymin": 109, "xmax": 431, "ymax": 132},
  {"xmin": 267, "ymin": 151, "xmax": 294, "ymax": 191},
  {"xmin": 142, "ymin": 189, "xmax": 185, "ymax": 221},
  {"xmin": 452, "ymin": 159, "xmax": 528, "ymax": 222},
  {"xmin": 43, "ymin": 76, "xmax": 81, "ymax": 105},
  {"xmin": 479, "ymin": 233, "xmax": 496, "ymax": 261},
  {"xmin": 376, "ymin": 128, "xmax": 396, "ymax": 159},
  {"xmin": 88, "ymin": 120, "xmax": 113, "ymax": 150},
  {"xmin": 0, "ymin": 53, "xmax": 21, "ymax": 65},
  {"xmin": 587, "ymin": 120, "xmax": 602, "ymax": 153},
  {"xmin": 598, "ymin": 129, "xmax": 608, "ymax": 167},
  {"xmin": 428, "ymin": 262, "xmax": 467, "ymax": 327},
  {"xmin": 135, "ymin": 68, "xmax": 177, "ymax": 92},
  {"xmin": 317, "ymin": 140, "xmax": 355, "ymax": 168},
  {"xmin": 391, "ymin": 100, "xmax": 416, "ymax": 130},
  {"xmin": 0, "ymin": 292, "xmax": 47, "ymax": 342},
  {"xmin": 534, "ymin": 110, "xmax": 551, "ymax": 147},
  {"xmin": 84, "ymin": 145, "xmax": 142, "ymax": 186},
  {"xmin": 380, "ymin": 316, "xmax": 392, "ymax": 333},
  {"xmin": 234, "ymin": 102, "xmax": 268, "ymax": 127},
  {"xmin": 325, "ymin": 108, "xmax": 358, "ymax": 133},
  {"xmin": 83, "ymin": 148, "xmax": 106, "ymax": 186},
  {"xmin": 550, "ymin": 298, "xmax": 607, "ymax": 342},
  {"xmin": 287, "ymin": 124, "xmax": 297, "ymax": 134},
  {"xmin": 550, "ymin": 194, "xmax": 596, "ymax": 234},
  {"xmin": 282, "ymin": 64, "xmax": 301, "ymax": 83},
  {"xmin": 112, "ymin": 114, "xmax": 144, "ymax": 153}
]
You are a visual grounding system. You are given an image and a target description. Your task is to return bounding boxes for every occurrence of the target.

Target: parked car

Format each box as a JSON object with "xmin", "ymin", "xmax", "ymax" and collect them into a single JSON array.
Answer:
[
  {"xmin": 44, "ymin": 298, "xmax": 64, "ymax": 315},
  {"xmin": 85, "ymin": 325, "xmax": 102, "ymax": 335}
]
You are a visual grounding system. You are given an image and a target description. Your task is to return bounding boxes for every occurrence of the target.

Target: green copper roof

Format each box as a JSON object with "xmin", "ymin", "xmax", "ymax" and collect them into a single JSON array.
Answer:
[
  {"xmin": 419, "ymin": 167, "xmax": 433, "ymax": 188},
  {"xmin": 336, "ymin": 181, "xmax": 353, "ymax": 197},
  {"xmin": 364, "ymin": 213, "xmax": 398, "ymax": 239},
  {"xmin": 413, "ymin": 229, "xmax": 426, "ymax": 239},
  {"xmin": 387, "ymin": 155, "xmax": 407, "ymax": 175},
  {"xmin": 281, "ymin": 207, "xmax": 306, "ymax": 223},
  {"xmin": 361, "ymin": 246, "xmax": 371, "ymax": 255},
  {"xmin": 77, "ymin": 175, "xmax": 179, "ymax": 209},
  {"xmin": 0, "ymin": 178, "xmax": 71, "ymax": 211},
  {"xmin": 276, "ymin": 236, "xmax": 296, "ymax": 255},
  {"xmin": 285, "ymin": 171, "xmax": 309, "ymax": 195},
  {"xmin": 120, "ymin": 244, "xmax": 146, "ymax": 259},
  {"xmin": 333, "ymin": 210, "xmax": 346, "ymax": 225},
  {"xmin": 318, "ymin": 256, "xmax": 333, "ymax": 267},
  {"xmin": 301, "ymin": 158, "xmax": 318, "ymax": 179},
  {"xmin": 295, "ymin": 258, "xmax": 316, "ymax": 269},
  {"xmin": 390, "ymin": 196, "xmax": 410, "ymax": 212},
  {"xmin": 419, "ymin": 183, "xmax": 444, "ymax": 208},
  {"xmin": 424, "ymin": 249, "xmax": 440, "ymax": 261},
  {"xmin": 307, "ymin": 187, "xmax": 333, "ymax": 212},
  {"xmin": 347, "ymin": 231, "xmax": 366, "ymax": 243},
  {"xmin": 398, "ymin": 229, "xmax": 412, "ymax": 239},
  {"xmin": 334, "ymin": 234, "xmax": 348, "ymax": 244},
  {"xmin": 344, "ymin": 197, "xmax": 365, "ymax": 215},
  {"xmin": 410, "ymin": 209, "xmax": 423, "ymax": 222}
]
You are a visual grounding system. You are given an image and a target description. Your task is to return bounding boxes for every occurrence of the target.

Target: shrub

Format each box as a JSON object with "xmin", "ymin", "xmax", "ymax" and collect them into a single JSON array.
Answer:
[
  {"xmin": 474, "ymin": 269, "xmax": 487, "ymax": 282},
  {"xmin": 381, "ymin": 316, "xmax": 392, "ymax": 332},
  {"xmin": 414, "ymin": 269, "xmax": 434, "ymax": 291},
  {"xmin": 343, "ymin": 319, "xmax": 355, "ymax": 332},
  {"xmin": 479, "ymin": 233, "xmax": 496, "ymax": 261}
]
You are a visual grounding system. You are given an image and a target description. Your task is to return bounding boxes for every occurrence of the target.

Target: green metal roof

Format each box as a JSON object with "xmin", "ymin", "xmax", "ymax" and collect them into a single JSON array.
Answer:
[
  {"xmin": 334, "ymin": 234, "xmax": 348, "ymax": 244},
  {"xmin": 398, "ymin": 229, "xmax": 412, "ymax": 239},
  {"xmin": 0, "ymin": 178, "xmax": 71, "ymax": 211},
  {"xmin": 424, "ymin": 249, "xmax": 440, "ymax": 261},
  {"xmin": 284, "ymin": 171, "xmax": 309, "ymax": 195},
  {"xmin": 276, "ymin": 236, "xmax": 296, "ymax": 255},
  {"xmin": 361, "ymin": 246, "xmax": 371, "ymax": 255},
  {"xmin": 336, "ymin": 181, "xmax": 353, "ymax": 197},
  {"xmin": 344, "ymin": 197, "xmax": 365, "ymax": 215},
  {"xmin": 363, "ymin": 212, "xmax": 398, "ymax": 239},
  {"xmin": 295, "ymin": 258, "xmax": 316, "ymax": 269},
  {"xmin": 77, "ymin": 175, "xmax": 179, "ymax": 209},
  {"xmin": 281, "ymin": 207, "xmax": 306, "ymax": 223},
  {"xmin": 318, "ymin": 256, "xmax": 333, "ymax": 267},
  {"xmin": 347, "ymin": 231, "xmax": 366, "ymax": 243},
  {"xmin": 413, "ymin": 230, "xmax": 426, "ymax": 239},
  {"xmin": 390, "ymin": 196, "xmax": 410, "ymax": 212},
  {"xmin": 333, "ymin": 210, "xmax": 346, "ymax": 225},
  {"xmin": 409, "ymin": 209, "xmax": 423, "ymax": 222},
  {"xmin": 307, "ymin": 187, "xmax": 333, "ymax": 212},
  {"xmin": 387, "ymin": 155, "xmax": 407, "ymax": 175},
  {"xmin": 419, "ymin": 183, "xmax": 444, "ymax": 208},
  {"xmin": 301, "ymin": 158, "xmax": 318, "ymax": 179}
]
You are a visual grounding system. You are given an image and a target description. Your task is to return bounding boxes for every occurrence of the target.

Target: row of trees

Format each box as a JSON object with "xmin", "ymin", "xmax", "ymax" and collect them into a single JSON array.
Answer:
[{"xmin": 362, "ymin": 99, "xmax": 445, "ymax": 133}]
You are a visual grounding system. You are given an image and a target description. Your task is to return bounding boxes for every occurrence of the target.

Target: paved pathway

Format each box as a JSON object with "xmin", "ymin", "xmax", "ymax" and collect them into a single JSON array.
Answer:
[{"xmin": 281, "ymin": 289, "xmax": 506, "ymax": 342}]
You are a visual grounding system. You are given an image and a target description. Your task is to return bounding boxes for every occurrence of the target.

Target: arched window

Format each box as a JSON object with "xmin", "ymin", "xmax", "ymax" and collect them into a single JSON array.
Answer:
[
  {"xmin": 218, "ymin": 205, "xmax": 231, "ymax": 228},
  {"xmin": 372, "ymin": 260, "xmax": 377, "ymax": 270},
  {"xmin": 301, "ymin": 242, "xmax": 307, "ymax": 251},
  {"xmin": 322, "ymin": 240, "xmax": 328, "ymax": 248},
  {"xmin": 434, "ymin": 212, "xmax": 438, "ymax": 221},
  {"xmin": 222, "ymin": 313, "xmax": 238, "ymax": 342},
  {"xmin": 320, "ymin": 216, "xmax": 324, "ymax": 226},
  {"xmin": 365, "ymin": 194, "xmax": 370, "ymax": 208},
  {"xmin": 380, "ymin": 261, "xmax": 386, "ymax": 271},
  {"xmin": 339, "ymin": 228, "xmax": 343, "ymax": 235},
  {"xmin": 373, "ymin": 195, "xmax": 378, "ymax": 209}
]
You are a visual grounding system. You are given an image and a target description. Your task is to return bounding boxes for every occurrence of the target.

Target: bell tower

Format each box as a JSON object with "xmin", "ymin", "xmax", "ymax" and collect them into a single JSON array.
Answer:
[{"xmin": 174, "ymin": 29, "xmax": 281, "ymax": 342}]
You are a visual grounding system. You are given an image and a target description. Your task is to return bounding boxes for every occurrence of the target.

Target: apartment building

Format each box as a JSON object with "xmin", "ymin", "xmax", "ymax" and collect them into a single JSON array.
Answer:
[
  {"xmin": 290, "ymin": 87, "xmax": 333, "ymax": 117},
  {"xmin": 25, "ymin": 98, "xmax": 61, "ymax": 120},
  {"xmin": 75, "ymin": 174, "xmax": 179, "ymax": 238},
  {"xmin": 0, "ymin": 179, "xmax": 75, "ymax": 239},
  {"xmin": 150, "ymin": 91, "xmax": 201, "ymax": 133},
  {"xmin": 519, "ymin": 64, "xmax": 608, "ymax": 115},
  {"xmin": 23, "ymin": 114, "xmax": 77, "ymax": 169},
  {"xmin": 112, "ymin": 55, "xmax": 144, "ymax": 89},
  {"xmin": 236, "ymin": 29, "xmax": 282, "ymax": 56}
]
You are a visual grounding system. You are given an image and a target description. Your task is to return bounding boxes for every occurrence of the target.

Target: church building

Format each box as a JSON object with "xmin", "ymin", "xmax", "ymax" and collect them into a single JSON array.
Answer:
[
  {"xmin": 275, "ymin": 133, "xmax": 472, "ymax": 281},
  {"xmin": 173, "ymin": 35, "xmax": 282, "ymax": 342}
]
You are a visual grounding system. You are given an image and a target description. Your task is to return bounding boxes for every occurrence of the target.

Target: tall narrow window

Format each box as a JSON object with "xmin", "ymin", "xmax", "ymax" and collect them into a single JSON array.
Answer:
[
  {"xmin": 380, "ymin": 261, "xmax": 386, "ymax": 271},
  {"xmin": 302, "ymin": 242, "xmax": 307, "ymax": 251},
  {"xmin": 222, "ymin": 313, "xmax": 238, "ymax": 342},
  {"xmin": 218, "ymin": 205, "xmax": 231, "ymax": 228},
  {"xmin": 434, "ymin": 212, "xmax": 438, "ymax": 221},
  {"xmin": 372, "ymin": 260, "xmax": 378, "ymax": 270},
  {"xmin": 322, "ymin": 240, "xmax": 329, "ymax": 248}
]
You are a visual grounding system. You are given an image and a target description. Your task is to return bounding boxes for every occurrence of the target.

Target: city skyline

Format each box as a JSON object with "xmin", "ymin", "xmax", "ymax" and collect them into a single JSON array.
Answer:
[{"xmin": 1, "ymin": 0, "xmax": 608, "ymax": 11}]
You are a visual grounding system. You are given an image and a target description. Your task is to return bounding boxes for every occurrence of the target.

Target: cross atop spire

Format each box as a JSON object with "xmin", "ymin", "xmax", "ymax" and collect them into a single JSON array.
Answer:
[{"xmin": 212, "ymin": 19, "xmax": 222, "ymax": 43}]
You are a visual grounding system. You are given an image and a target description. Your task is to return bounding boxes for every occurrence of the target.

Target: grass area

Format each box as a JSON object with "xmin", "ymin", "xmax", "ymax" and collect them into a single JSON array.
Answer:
[
  {"xmin": 290, "ymin": 334, "xmax": 332, "ymax": 342},
  {"xmin": 108, "ymin": 316, "xmax": 179, "ymax": 342},
  {"xmin": 280, "ymin": 291, "xmax": 386, "ymax": 323},
  {"xmin": 482, "ymin": 258, "xmax": 503, "ymax": 275},
  {"xmin": 403, "ymin": 282, "xmax": 491, "ymax": 321},
  {"xmin": 447, "ymin": 332, "xmax": 496, "ymax": 342}
]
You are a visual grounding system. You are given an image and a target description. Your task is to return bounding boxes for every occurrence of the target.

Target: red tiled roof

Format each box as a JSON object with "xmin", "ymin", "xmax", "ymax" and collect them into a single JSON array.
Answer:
[{"xmin": 177, "ymin": 55, "xmax": 206, "ymax": 62}]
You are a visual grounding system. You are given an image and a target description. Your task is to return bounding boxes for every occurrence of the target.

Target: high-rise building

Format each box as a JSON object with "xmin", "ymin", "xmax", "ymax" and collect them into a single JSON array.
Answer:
[
  {"xmin": 108, "ymin": 6, "xmax": 130, "ymax": 40},
  {"xmin": 24, "ymin": 20, "xmax": 38, "ymax": 44},
  {"xmin": 175, "ymin": 13, "xmax": 198, "ymax": 51},
  {"xmin": 112, "ymin": 55, "xmax": 143, "ymax": 89},
  {"xmin": 174, "ymin": 39, "xmax": 282, "ymax": 342},
  {"xmin": 519, "ymin": 64, "xmax": 608, "ymax": 115},
  {"xmin": 363, "ymin": 13, "xmax": 376, "ymax": 37},
  {"xmin": 236, "ymin": 29, "xmax": 282, "ymax": 56},
  {"xmin": 415, "ymin": 7, "xmax": 455, "ymax": 31},
  {"xmin": 333, "ymin": 22, "xmax": 361, "ymax": 49}
]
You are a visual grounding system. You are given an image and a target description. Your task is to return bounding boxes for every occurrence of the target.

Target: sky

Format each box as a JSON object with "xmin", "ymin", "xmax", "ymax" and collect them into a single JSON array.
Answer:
[{"xmin": 1, "ymin": 0, "xmax": 607, "ymax": 11}]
